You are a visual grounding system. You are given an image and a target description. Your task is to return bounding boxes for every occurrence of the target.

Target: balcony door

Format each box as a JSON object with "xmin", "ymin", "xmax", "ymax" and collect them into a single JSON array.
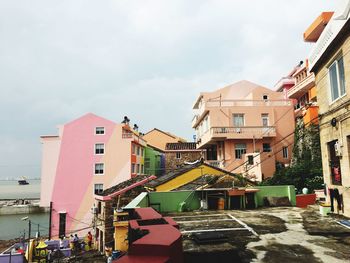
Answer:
[
  {"xmin": 261, "ymin": 114, "xmax": 269, "ymax": 133},
  {"xmin": 233, "ymin": 114, "xmax": 244, "ymax": 133}
]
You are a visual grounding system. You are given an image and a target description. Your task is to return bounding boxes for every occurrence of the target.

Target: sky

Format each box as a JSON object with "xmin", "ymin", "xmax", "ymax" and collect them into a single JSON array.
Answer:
[{"xmin": 0, "ymin": 0, "xmax": 338, "ymax": 179}]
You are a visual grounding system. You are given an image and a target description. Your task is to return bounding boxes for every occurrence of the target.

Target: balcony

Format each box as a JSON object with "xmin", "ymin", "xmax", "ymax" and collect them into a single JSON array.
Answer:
[
  {"xmin": 211, "ymin": 126, "xmax": 276, "ymax": 139},
  {"xmin": 303, "ymin": 106, "xmax": 319, "ymax": 126},
  {"xmin": 288, "ymin": 69, "xmax": 315, "ymax": 99},
  {"xmin": 206, "ymin": 160, "xmax": 224, "ymax": 168},
  {"xmin": 192, "ymin": 99, "xmax": 291, "ymax": 128},
  {"xmin": 197, "ymin": 126, "xmax": 276, "ymax": 148}
]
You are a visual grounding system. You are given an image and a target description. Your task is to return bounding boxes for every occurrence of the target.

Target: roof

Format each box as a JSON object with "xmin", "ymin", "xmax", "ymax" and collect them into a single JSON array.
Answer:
[
  {"xmin": 309, "ymin": 1, "xmax": 350, "ymax": 71},
  {"xmin": 173, "ymin": 174, "xmax": 252, "ymax": 191},
  {"xmin": 145, "ymin": 163, "xmax": 202, "ymax": 189},
  {"xmin": 96, "ymin": 175, "xmax": 156, "ymax": 200},
  {"xmin": 165, "ymin": 142, "xmax": 198, "ymax": 151},
  {"xmin": 193, "ymin": 80, "xmax": 270, "ymax": 109},
  {"xmin": 143, "ymin": 128, "xmax": 187, "ymax": 142},
  {"xmin": 145, "ymin": 162, "xmax": 252, "ymax": 189}
]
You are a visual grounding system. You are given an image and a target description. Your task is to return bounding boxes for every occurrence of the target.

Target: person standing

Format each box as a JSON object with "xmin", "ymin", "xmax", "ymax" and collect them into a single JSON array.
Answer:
[{"xmin": 87, "ymin": 231, "xmax": 93, "ymax": 248}]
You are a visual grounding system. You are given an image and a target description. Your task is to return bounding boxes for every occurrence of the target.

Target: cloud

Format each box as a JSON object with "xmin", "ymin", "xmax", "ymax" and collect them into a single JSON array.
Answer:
[{"xmin": 0, "ymin": 0, "xmax": 338, "ymax": 178}]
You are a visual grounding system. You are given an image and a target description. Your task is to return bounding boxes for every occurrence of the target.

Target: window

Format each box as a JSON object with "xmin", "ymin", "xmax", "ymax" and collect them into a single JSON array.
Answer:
[
  {"xmin": 131, "ymin": 163, "xmax": 135, "ymax": 174},
  {"xmin": 145, "ymin": 158, "xmax": 150, "ymax": 169},
  {"xmin": 261, "ymin": 114, "xmax": 269, "ymax": 127},
  {"xmin": 176, "ymin": 152, "xmax": 181, "ymax": 159},
  {"xmin": 132, "ymin": 144, "xmax": 136, "ymax": 155},
  {"xmin": 136, "ymin": 146, "xmax": 140, "ymax": 156},
  {"xmin": 235, "ymin": 144, "xmax": 246, "ymax": 159},
  {"xmin": 95, "ymin": 127, "xmax": 105, "ymax": 135},
  {"xmin": 263, "ymin": 95, "xmax": 268, "ymax": 100},
  {"xmin": 95, "ymin": 143, "xmax": 105, "ymax": 155},
  {"xmin": 141, "ymin": 148, "xmax": 144, "ymax": 157},
  {"xmin": 329, "ymin": 57, "xmax": 346, "ymax": 102},
  {"xmin": 94, "ymin": 184, "xmax": 103, "ymax": 195},
  {"xmin": 136, "ymin": 164, "xmax": 140, "ymax": 174},
  {"xmin": 94, "ymin": 163, "xmax": 104, "ymax": 175},
  {"xmin": 59, "ymin": 212, "xmax": 66, "ymax": 238},
  {"xmin": 233, "ymin": 114, "xmax": 244, "ymax": 127},
  {"xmin": 263, "ymin": 143, "xmax": 271, "ymax": 152},
  {"xmin": 141, "ymin": 164, "xmax": 144, "ymax": 174},
  {"xmin": 248, "ymin": 155, "xmax": 254, "ymax": 165},
  {"xmin": 282, "ymin": 146, "xmax": 288, "ymax": 159}
]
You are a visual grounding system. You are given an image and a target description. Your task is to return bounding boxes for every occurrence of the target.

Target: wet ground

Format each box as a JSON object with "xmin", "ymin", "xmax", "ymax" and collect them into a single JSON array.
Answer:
[{"xmin": 168, "ymin": 206, "xmax": 350, "ymax": 263}]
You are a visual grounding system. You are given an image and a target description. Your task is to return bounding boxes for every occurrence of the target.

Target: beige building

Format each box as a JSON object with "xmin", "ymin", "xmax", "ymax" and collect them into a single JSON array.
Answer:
[
  {"xmin": 192, "ymin": 80, "xmax": 295, "ymax": 181},
  {"xmin": 308, "ymin": 1, "xmax": 350, "ymax": 216},
  {"xmin": 143, "ymin": 128, "xmax": 186, "ymax": 151}
]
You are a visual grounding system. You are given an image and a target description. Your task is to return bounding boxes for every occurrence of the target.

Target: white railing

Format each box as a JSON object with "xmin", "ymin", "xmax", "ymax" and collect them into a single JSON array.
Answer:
[
  {"xmin": 211, "ymin": 126, "xmax": 276, "ymax": 137},
  {"xmin": 206, "ymin": 100, "xmax": 291, "ymax": 107},
  {"xmin": 288, "ymin": 73, "xmax": 315, "ymax": 98}
]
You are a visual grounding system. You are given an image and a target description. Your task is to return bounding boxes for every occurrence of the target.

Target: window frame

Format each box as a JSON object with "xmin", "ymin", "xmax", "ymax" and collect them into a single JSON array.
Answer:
[
  {"xmin": 95, "ymin": 127, "xmax": 105, "ymax": 135},
  {"xmin": 94, "ymin": 143, "xmax": 105, "ymax": 155},
  {"xmin": 94, "ymin": 184, "xmax": 104, "ymax": 195},
  {"xmin": 233, "ymin": 114, "xmax": 245, "ymax": 127},
  {"xmin": 235, "ymin": 143, "xmax": 247, "ymax": 159},
  {"xmin": 263, "ymin": 143, "xmax": 271, "ymax": 152},
  {"xmin": 328, "ymin": 56, "xmax": 346, "ymax": 103},
  {"xmin": 282, "ymin": 146, "xmax": 288, "ymax": 159},
  {"xmin": 176, "ymin": 152, "xmax": 181, "ymax": 159},
  {"xmin": 94, "ymin": 163, "xmax": 104, "ymax": 175}
]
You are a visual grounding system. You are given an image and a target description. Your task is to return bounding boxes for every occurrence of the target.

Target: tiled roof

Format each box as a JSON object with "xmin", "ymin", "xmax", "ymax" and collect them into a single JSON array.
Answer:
[
  {"xmin": 100, "ymin": 175, "xmax": 154, "ymax": 196},
  {"xmin": 165, "ymin": 142, "xmax": 198, "ymax": 151}
]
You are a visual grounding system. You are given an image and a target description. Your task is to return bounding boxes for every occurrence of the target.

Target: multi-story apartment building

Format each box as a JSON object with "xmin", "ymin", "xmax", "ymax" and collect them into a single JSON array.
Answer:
[
  {"xmin": 40, "ymin": 113, "xmax": 146, "ymax": 238},
  {"xmin": 192, "ymin": 80, "xmax": 295, "ymax": 181},
  {"xmin": 308, "ymin": 1, "xmax": 350, "ymax": 216}
]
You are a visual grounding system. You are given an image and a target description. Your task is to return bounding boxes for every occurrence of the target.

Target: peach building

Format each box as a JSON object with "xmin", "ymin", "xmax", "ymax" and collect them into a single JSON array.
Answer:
[
  {"xmin": 192, "ymin": 80, "xmax": 295, "ymax": 181},
  {"xmin": 40, "ymin": 113, "xmax": 146, "ymax": 239}
]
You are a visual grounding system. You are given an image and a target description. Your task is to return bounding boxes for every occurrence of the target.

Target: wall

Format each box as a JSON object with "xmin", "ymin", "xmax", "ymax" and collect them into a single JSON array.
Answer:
[
  {"xmin": 144, "ymin": 147, "xmax": 163, "ymax": 177},
  {"xmin": 143, "ymin": 129, "xmax": 182, "ymax": 151},
  {"xmin": 165, "ymin": 151, "xmax": 202, "ymax": 171},
  {"xmin": 148, "ymin": 191, "xmax": 201, "ymax": 213},
  {"xmin": 40, "ymin": 136, "xmax": 61, "ymax": 207},
  {"xmin": 251, "ymin": 185, "xmax": 296, "ymax": 207},
  {"xmin": 43, "ymin": 113, "xmax": 133, "ymax": 238},
  {"xmin": 314, "ymin": 26, "xmax": 350, "ymax": 217}
]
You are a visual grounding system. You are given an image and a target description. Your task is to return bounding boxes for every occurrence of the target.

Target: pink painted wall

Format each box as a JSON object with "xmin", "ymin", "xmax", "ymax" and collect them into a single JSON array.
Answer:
[{"xmin": 41, "ymin": 113, "xmax": 134, "ymax": 238}]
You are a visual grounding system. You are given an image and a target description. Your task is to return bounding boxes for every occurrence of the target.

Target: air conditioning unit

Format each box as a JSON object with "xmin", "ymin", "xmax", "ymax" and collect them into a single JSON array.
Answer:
[{"xmin": 335, "ymin": 141, "xmax": 342, "ymax": 156}]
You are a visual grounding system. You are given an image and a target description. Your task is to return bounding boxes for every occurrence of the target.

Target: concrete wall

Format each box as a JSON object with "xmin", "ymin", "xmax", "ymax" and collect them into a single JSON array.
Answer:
[
  {"xmin": 148, "ymin": 191, "xmax": 201, "ymax": 213},
  {"xmin": 144, "ymin": 147, "xmax": 163, "ymax": 177},
  {"xmin": 143, "ymin": 129, "xmax": 183, "ymax": 151},
  {"xmin": 251, "ymin": 185, "xmax": 296, "ymax": 207}
]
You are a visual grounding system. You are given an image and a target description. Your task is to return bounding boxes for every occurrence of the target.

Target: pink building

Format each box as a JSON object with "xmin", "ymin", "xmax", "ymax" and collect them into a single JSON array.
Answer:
[
  {"xmin": 40, "ymin": 113, "xmax": 146, "ymax": 239},
  {"xmin": 192, "ymin": 80, "xmax": 295, "ymax": 181}
]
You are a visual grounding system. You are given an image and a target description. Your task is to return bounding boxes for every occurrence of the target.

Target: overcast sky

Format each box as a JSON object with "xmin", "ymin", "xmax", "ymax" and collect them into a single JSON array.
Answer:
[{"xmin": 0, "ymin": 0, "xmax": 337, "ymax": 179}]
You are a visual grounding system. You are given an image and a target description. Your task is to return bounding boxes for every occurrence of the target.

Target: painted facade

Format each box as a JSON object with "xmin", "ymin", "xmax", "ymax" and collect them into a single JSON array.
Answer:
[
  {"xmin": 192, "ymin": 80, "xmax": 295, "ymax": 181},
  {"xmin": 144, "ymin": 146, "xmax": 164, "ymax": 177},
  {"xmin": 308, "ymin": 1, "xmax": 350, "ymax": 217},
  {"xmin": 143, "ymin": 128, "xmax": 186, "ymax": 151},
  {"xmin": 40, "ymin": 113, "xmax": 144, "ymax": 238}
]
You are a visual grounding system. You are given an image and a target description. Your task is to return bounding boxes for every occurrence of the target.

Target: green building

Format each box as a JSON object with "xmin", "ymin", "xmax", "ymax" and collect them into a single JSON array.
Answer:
[{"xmin": 144, "ymin": 146, "xmax": 164, "ymax": 177}]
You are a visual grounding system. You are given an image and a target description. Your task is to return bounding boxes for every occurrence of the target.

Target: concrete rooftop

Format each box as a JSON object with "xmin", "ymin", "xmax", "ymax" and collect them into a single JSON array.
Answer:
[{"xmin": 166, "ymin": 206, "xmax": 350, "ymax": 263}]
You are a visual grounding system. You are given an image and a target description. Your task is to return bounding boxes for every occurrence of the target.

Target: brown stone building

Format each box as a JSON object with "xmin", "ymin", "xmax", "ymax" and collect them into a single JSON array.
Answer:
[
  {"xmin": 308, "ymin": 3, "xmax": 350, "ymax": 217},
  {"xmin": 165, "ymin": 142, "xmax": 204, "ymax": 172}
]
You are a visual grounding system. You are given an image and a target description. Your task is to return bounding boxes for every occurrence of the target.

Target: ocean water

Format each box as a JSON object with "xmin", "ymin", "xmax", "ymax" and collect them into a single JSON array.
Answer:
[
  {"xmin": 0, "ymin": 179, "xmax": 48, "ymax": 240},
  {"xmin": 0, "ymin": 179, "xmax": 40, "ymax": 199}
]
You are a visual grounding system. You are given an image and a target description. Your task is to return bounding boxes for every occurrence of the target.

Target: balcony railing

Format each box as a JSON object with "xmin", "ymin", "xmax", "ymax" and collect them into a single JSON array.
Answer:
[
  {"xmin": 206, "ymin": 100, "xmax": 291, "ymax": 107},
  {"xmin": 211, "ymin": 126, "xmax": 276, "ymax": 138},
  {"xmin": 288, "ymin": 72, "xmax": 315, "ymax": 99}
]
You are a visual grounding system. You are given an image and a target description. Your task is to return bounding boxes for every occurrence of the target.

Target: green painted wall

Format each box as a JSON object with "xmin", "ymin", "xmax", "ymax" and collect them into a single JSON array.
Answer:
[
  {"xmin": 144, "ymin": 146, "xmax": 163, "ymax": 177},
  {"xmin": 251, "ymin": 185, "xmax": 296, "ymax": 207},
  {"xmin": 148, "ymin": 191, "xmax": 201, "ymax": 213}
]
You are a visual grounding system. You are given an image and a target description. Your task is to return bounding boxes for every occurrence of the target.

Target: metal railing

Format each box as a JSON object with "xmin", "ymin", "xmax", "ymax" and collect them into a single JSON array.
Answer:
[
  {"xmin": 206, "ymin": 100, "xmax": 291, "ymax": 107},
  {"xmin": 211, "ymin": 126, "xmax": 276, "ymax": 136}
]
